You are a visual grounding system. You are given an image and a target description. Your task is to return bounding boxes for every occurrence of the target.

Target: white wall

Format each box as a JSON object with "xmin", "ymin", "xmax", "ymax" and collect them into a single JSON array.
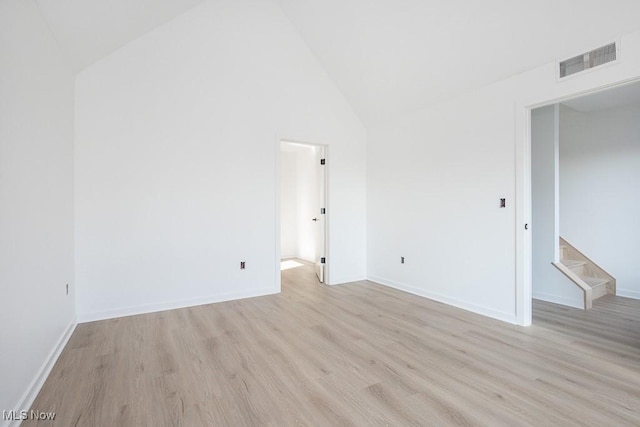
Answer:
[
  {"xmin": 280, "ymin": 151, "xmax": 298, "ymax": 258},
  {"xmin": 0, "ymin": 0, "xmax": 75, "ymax": 418},
  {"xmin": 75, "ymin": 0, "xmax": 366, "ymax": 321},
  {"xmin": 531, "ymin": 105, "xmax": 583, "ymax": 308},
  {"xmin": 367, "ymin": 29, "xmax": 640, "ymax": 324},
  {"xmin": 367, "ymin": 86, "xmax": 518, "ymax": 322},
  {"xmin": 294, "ymin": 145, "xmax": 320, "ymax": 262},
  {"xmin": 560, "ymin": 102, "xmax": 640, "ymax": 299},
  {"xmin": 280, "ymin": 144, "xmax": 321, "ymax": 262}
]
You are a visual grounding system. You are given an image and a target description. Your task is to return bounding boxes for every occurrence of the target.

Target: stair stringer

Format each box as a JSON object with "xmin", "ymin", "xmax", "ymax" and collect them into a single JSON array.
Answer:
[{"xmin": 552, "ymin": 262, "xmax": 593, "ymax": 309}]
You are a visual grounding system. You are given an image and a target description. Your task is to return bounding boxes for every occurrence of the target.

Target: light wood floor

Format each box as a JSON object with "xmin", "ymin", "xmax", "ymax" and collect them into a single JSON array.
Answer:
[{"xmin": 27, "ymin": 260, "xmax": 640, "ymax": 426}]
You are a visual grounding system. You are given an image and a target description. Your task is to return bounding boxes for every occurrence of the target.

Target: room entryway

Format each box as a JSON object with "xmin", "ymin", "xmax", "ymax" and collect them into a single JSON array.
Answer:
[
  {"xmin": 279, "ymin": 140, "xmax": 327, "ymax": 283},
  {"xmin": 530, "ymin": 80, "xmax": 640, "ymax": 314}
]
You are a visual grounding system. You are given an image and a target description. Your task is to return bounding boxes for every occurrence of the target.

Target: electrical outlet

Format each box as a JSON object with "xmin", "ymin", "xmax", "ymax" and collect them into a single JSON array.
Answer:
[
  {"xmin": 401, "ymin": 256, "xmax": 405, "ymax": 264},
  {"xmin": 500, "ymin": 198, "xmax": 506, "ymax": 208},
  {"xmin": 240, "ymin": 261, "xmax": 246, "ymax": 270}
]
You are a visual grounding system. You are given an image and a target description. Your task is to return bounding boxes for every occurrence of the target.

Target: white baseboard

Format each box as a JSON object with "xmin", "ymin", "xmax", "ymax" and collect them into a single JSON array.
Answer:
[
  {"xmin": 532, "ymin": 292, "xmax": 583, "ymax": 309},
  {"xmin": 280, "ymin": 255, "xmax": 315, "ymax": 263},
  {"xmin": 77, "ymin": 287, "xmax": 279, "ymax": 323},
  {"xmin": 329, "ymin": 276, "xmax": 367, "ymax": 286},
  {"xmin": 6, "ymin": 321, "xmax": 76, "ymax": 427},
  {"xmin": 367, "ymin": 275, "xmax": 517, "ymax": 324},
  {"xmin": 617, "ymin": 288, "xmax": 640, "ymax": 300}
]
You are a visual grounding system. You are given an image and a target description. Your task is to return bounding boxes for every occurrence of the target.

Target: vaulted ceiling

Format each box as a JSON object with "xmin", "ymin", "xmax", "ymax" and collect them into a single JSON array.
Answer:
[
  {"xmin": 274, "ymin": 0, "xmax": 640, "ymax": 124},
  {"xmin": 34, "ymin": 0, "xmax": 640, "ymax": 125},
  {"xmin": 34, "ymin": 0, "xmax": 204, "ymax": 71}
]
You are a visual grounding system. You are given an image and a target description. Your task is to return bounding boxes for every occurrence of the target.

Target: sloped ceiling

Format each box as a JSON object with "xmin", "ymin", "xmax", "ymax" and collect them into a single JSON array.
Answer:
[
  {"xmin": 34, "ymin": 0, "xmax": 640, "ymax": 125},
  {"xmin": 274, "ymin": 0, "xmax": 640, "ymax": 125},
  {"xmin": 34, "ymin": 0, "xmax": 204, "ymax": 72}
]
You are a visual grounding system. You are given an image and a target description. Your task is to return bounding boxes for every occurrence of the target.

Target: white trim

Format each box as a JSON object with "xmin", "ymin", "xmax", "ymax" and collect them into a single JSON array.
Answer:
[
  {"xmin": 525, "ymin": 77, "xmax": 640, "ymax": 111},
  {"xmin": 77, "ymin": 288, "xmax": 278, "ymax": 323},
  {"xmin": 279, "ymin": 255, "xmax": 316, "ymax": 264},
  {"xmin": 617, "ymin": 289, "xmax": 640, "ymax": 300},
  {"xmin": 277, "ymin": 136, "xmax": 330, "ymax": 284},
  {"xmin": 274, "ymin": 132, "xmax": 282, "ymax": 294},
  {"xmin": 329, "ymin": 276, "xmax": 367, "ymax": 285},
  {"xmin": 6, "ymin": 322, "xmax": 76, "ymax": 427},
  {"xmin": 532, "ymin": 293, "xmax": 583, "ymax": 309},
  {"xmin": 552, "ymin": 104, "xmax": 561, "ymax": 263},
  {"xmin": 516, "ymin": 76, "xmax": 640, "ymax": 327},
  {"xmin": 368, "ymin": 275, "xmax": 517, "ymax": 325},
  {"xmin": 280, "ymin": 255, "xmax": 315, "ymax": 264},
  {"xmin": 515, "ymin": 100, "xmax": 532, "ymax": 326},
  {"xmin": 324, "ymin": 144, "xmax": 331, "ymax": 285}
]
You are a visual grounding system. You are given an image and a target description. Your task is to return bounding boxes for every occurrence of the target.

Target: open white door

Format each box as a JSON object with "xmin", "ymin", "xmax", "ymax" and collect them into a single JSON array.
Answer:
[{"xmin": 314, "ymin": 146, "xmax": 326, "ymax": 283}]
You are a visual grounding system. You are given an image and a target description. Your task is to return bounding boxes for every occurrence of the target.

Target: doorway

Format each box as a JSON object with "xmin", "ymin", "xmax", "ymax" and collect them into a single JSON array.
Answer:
[
  {"xmin": 529, "ymin": 79, "xmax": 640, "ymax": 320},
  {"xmin": 279, "ymin": 140, "xmax": 327, "ymax": 283}
]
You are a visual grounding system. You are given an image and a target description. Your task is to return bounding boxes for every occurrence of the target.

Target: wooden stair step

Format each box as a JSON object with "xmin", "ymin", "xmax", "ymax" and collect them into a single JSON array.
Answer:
[
  {"xmin": 560, "ymin": 259, "xmax": 586, "ymax": 269},
  {"xmin": 558, "ymin": 237, "xmax": 616, "ymax": 309},
  {"xmin": 560, "ymin": 258, "xmax": 586, "ymax": 275},
  {"xmin": 582, "ymin": 276, "xmax": 609, "ymax": 300},
  {"xmin": 582, "ymin": 276, "xmax": 608, "ymax": 287}
]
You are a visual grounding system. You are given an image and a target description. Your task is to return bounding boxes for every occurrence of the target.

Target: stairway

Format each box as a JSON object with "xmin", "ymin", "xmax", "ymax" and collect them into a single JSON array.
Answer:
[{"xmin": 553, "ymin": 237, "xmax": 616, "ymax": 309}]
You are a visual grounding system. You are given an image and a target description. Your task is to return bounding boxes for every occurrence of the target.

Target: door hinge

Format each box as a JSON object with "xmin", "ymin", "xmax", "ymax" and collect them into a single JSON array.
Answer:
[
  {"xmin": 320, "ymin": 158, "xmax": 326, "ymax": 165},
  {"xmin": 321, "ymin": 208, "xmax": 326, "ymax": 214},
  {"xmin": 321, "ymin": 257, "xmax": 326, "ymax": 264}
]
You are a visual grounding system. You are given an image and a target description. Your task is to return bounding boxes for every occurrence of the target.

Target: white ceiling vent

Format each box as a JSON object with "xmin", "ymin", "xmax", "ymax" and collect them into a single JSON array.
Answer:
[{"xmin": 559, "ymin": 42, "xmax": 617, "ymax": 78}]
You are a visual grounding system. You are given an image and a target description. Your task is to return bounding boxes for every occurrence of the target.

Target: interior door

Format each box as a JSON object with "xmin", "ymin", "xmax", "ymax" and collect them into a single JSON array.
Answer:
[{"xmin": 314, "ymin": 146, "xmax": 326, "ymax": 283}]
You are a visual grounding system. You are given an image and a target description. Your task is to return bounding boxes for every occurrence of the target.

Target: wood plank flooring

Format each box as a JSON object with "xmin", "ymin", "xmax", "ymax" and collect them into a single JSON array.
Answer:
[{"xmin": 26, "ymin": 260, "xmax": 640, "ymax": 426}]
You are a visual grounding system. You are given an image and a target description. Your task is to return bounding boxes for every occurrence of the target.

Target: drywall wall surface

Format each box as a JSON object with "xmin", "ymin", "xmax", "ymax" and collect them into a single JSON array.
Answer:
[
  {"xmin": 531, "ymin": 105, "xmax": 583, "ymax": 308},
  {"xmin": 367, "ymin": 28, "xmax": 640, "ymax": 324},
  {"xmin": 0, "ymin": 0, "xmax": 75, "ymax": 417},
  {"xmin": 560, "ymin": 103, "xmax": 640, "ymax": 299},
  {"xmin": 280, "ymin": 150, "xmax": 299, "ymax": 258},
  {"xmin": 367, "ymin": 82, "xmax": 518, "ymax": 322},
  {"xmin": 75, "ymin": 0, "xmax": 366, "ymax": 320},
  {"xmin": 280, "ymin": 143, "xmax": 322, "ymax": 262},
  {"xmin": 295, "ymin": 146, "xmax": 320, "ymax": 262}
]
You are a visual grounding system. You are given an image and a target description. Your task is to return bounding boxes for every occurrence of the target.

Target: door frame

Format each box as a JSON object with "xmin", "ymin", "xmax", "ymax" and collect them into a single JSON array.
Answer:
[
  {"xmin": 516, "ymin": 76, "xmax": 640, "ymax": 326},
  {"xmin": 275, "ymin": 136, "xmax": 329, "ymax": 291}
]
